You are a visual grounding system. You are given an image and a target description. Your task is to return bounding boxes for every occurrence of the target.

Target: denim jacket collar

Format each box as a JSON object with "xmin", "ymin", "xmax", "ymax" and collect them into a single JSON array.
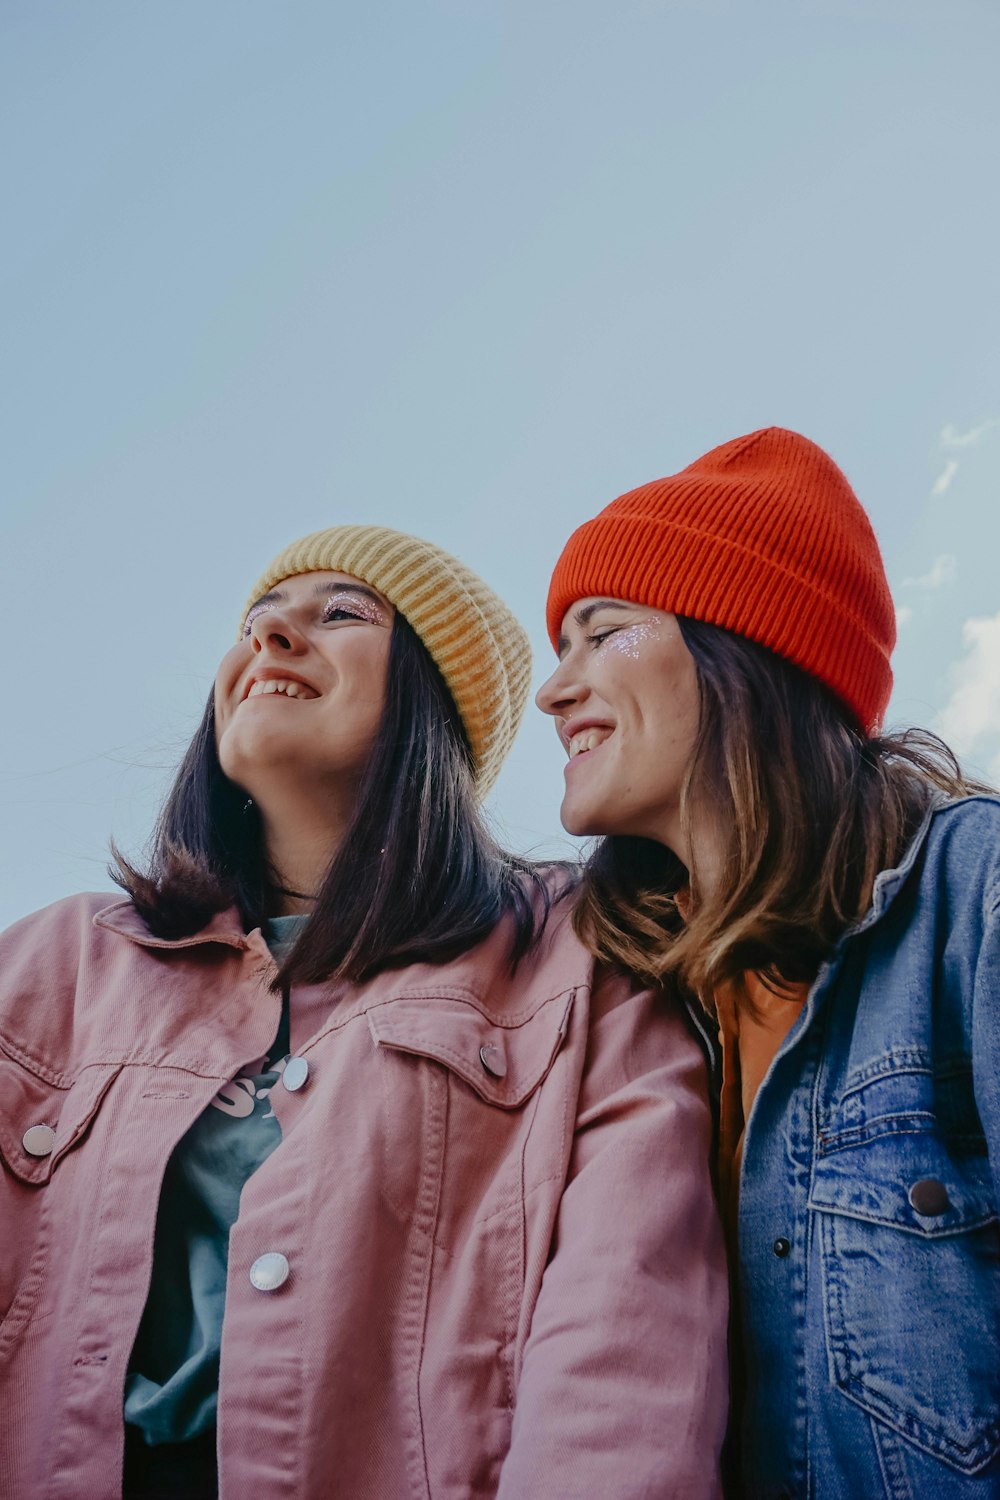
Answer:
[{"xmin": 843, "ymin": 792, "xmax": 943, "ymax": 941}]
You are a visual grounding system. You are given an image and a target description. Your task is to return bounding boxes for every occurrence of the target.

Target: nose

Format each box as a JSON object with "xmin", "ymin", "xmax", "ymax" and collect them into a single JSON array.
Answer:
[
  {"xmin": 249, "ymin": 606, "xmax": 308, "ymax": 656},
  {"xmin": 535, "ymin": 657, "xmax": 585, "ymax": 718}
]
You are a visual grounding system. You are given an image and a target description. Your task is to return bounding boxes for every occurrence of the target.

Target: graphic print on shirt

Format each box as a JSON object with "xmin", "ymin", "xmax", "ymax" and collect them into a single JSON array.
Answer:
[{"xmin": 210, "ymin": 1049, "xmax": 289, "ymax": 1120}]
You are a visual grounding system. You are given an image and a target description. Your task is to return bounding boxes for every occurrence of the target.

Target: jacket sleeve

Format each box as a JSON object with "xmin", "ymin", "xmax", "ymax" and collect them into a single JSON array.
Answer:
[{"xmin": 497, "ymin": 971, "xmax": 729, "ymax": 1500}]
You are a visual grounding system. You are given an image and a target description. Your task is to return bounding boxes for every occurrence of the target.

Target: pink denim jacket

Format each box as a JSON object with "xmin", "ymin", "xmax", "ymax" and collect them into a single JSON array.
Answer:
[{"xmin": 0, "ymin": 891, "xmax": 727, "ymax": 1498}]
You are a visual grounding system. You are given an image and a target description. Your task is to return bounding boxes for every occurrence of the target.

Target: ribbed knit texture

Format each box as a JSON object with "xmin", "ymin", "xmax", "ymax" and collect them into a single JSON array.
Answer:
[
  {"xmin": 546, "ymin": 427, "xmax": 896, "ymax": 732},
  {"xmin": 243, "ymin": 526, "xmax": 531, "ymax": 797}
]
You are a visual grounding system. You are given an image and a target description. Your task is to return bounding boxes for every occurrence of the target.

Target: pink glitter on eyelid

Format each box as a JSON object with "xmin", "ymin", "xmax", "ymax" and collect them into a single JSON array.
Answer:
[
  {"xmin": 604, "ymin": 621, "xmax": 661, "ymax": 660},
  {"xmin": 323, "ymin": 589, "xmax": 387, "ymax": 625},
  {"xmin": 242, "ymin": 601, "xmax": 277, "ymax": 637}
]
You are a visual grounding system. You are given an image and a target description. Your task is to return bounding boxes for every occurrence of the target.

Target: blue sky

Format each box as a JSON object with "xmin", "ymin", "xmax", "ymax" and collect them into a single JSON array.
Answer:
[{"xmin": 3, "ymin": 0, "xmax": 999, "ymax": 926}]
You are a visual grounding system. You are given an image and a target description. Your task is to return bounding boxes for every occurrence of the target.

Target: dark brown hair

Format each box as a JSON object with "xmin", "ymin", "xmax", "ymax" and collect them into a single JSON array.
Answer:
[
  {"xmin": 574, "ymin": 618, "xmax": 991, "ymax": 1000},
  {"xmin": 113, "ymin": 613, "xmax": 561, "ymax": 985}
]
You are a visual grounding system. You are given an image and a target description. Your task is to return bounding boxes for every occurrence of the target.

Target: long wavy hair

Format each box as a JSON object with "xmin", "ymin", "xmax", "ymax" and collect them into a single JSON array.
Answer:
[
  {"xmin": 573, "ymin": 618, "xmax": 992, "ymax": 1001},
  {"xmin": 113, "ymin": 613, "xmax": 559, "ymax": 986}
]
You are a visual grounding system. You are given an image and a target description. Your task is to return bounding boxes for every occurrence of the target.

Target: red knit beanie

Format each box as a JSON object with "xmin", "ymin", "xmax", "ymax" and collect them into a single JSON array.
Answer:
[{"xmin": 546, "ymin": 427, "xmax": 895, "ymax": 733}]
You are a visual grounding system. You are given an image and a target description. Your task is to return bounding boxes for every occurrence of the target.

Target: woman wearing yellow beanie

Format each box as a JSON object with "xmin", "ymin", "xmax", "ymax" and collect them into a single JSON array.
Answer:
[
  {"xmin": 538, "ymin": 427, "xmax": 1000, "ymax": 1499},
  {"xmin": 0, "ymin": 524, "xmax": 728, "ymax": 1497}
]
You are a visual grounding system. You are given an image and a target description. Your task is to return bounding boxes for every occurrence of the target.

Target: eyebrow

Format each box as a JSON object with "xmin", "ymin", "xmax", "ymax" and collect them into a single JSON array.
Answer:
[{"xmin": 556, "ymin": 599, "xmax": 634, "ymax": 654}]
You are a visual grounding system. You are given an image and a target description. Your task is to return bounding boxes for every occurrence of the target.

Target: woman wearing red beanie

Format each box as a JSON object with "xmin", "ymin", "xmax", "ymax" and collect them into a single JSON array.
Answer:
[{"xmin": 538, "ymin": 427, "xmax": 1000, "ymax": 1499}]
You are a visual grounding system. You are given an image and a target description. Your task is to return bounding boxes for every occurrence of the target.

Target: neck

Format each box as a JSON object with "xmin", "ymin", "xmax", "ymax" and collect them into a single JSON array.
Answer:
[
  {"xmin": 255, "ymin": 783, "xmax": 358, "ymax": 915},
  {"xmin": 656, "ymin": 798, "xmax": 724, "ymax": 902},
  {"xmin": 685, "ymin": 828, "xmax": 725, "ymax": 903}
]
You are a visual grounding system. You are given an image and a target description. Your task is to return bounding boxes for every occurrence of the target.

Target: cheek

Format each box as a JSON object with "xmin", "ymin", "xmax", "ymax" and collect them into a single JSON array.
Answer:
[
  {"xmin": 650, "ymin": 690, "xmax": 700, "ymax": 763},
  {"xmin": 334, "ymin": 641, "xmax": 392, "ymax": 738},
  {"xmin": 212, "ymin": 678, "xmax": 227, "ymax": 733},
  {"xmin": 213, "ymin": 644, "xmax": 247, "ymax": 728},
  {"xmin": 362, "ymin": 637, "xmax": 392, "ymax": 708},
  {"xmin": 620, "ymin": 655, "xmax": 700, "ymax": 758}
]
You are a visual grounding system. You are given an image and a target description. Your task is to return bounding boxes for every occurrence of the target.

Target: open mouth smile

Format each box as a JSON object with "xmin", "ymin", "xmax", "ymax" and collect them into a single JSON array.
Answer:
[
  {"xmin": 563, "ymin": 723, "xmax": 615, "ymax": 761},
  {"xmin": 242, "ymin": 673, "xmax": 320, "ymax": 702}
]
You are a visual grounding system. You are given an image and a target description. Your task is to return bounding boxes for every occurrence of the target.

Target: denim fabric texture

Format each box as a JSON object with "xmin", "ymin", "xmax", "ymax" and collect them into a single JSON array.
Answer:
[{"xmin": 735, "ymin": 796, "xmax": 1000, "ymax": 1499}]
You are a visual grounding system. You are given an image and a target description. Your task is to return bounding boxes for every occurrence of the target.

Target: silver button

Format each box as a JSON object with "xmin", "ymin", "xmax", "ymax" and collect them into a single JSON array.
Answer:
[
  {"xmin": 22, "ymin": 1124, "xmax": 56, "ymax": 1157},
  {"xmin": 479, "ymin": 1044, "xmax": 507, "ymax": 1079},
  {"xmin": 249, "ymin": 1252, "xmax": 290, "ymax": 1292},
  {"xmin": 282, "ymin": 1056, "xmax": 310, "ymax": 1092}
]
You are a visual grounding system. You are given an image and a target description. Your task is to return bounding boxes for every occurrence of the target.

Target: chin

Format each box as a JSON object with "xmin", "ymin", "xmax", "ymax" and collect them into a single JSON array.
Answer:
[
  {"xmin": 561, "ymin": 796, "xmax": 664, "ymax": 845},
  {"xmin": 559, "ymin": 797, "xmax": 613, "ymax": 839},
  {"xmin": 219, "ymin": 736, "xmax": 300, "ymax": 792}
]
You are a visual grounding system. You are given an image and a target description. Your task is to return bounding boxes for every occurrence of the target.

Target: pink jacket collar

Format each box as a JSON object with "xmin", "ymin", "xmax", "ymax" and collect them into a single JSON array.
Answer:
[{"xmin": 93, "ymin": 900, "xmax": 254, "ymax": 952}]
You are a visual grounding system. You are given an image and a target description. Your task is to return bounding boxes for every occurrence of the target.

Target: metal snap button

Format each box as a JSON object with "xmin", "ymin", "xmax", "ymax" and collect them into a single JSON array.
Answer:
[
  {"xmin": 908, "ymin": 1177, "xmax": 951, "ymax": 1217},
  {"xmin": 479, "ymin": 1044, "xmax": 507, "ymax": 1079},
  {"xmin": 22, "ymin": 1124, "xmax": 56, "ymax": 1157},
  {"xmin": 772, "ymin": 1237, "xmax": 791, "ymax": 1258},
  {"xmin": 249, "ymin": 1252, "xmax": 290, "ymax": 1291},
  {"xmin": 282, "ymin": 1056, "xmax": 310, "ymax": 1093}
]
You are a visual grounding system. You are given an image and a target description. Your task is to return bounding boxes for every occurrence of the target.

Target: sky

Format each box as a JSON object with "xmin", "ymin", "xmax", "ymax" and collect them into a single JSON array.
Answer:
[{"xmin": 2, "ymin": 0, "xmax": 999, "ymax": 928}]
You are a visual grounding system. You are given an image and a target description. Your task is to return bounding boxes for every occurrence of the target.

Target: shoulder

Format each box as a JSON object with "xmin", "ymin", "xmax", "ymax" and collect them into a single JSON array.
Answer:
[
  {"xmin": 928, "ymin": 793, "xmax": 1000, "ymax": 838},
  {"xmin": 512, "ymin": 873, "xmax": 693, "ymax": 1035},
  {"xmin": 0, "ymin": 893, "xmax": 125, "ymax": 1063},
  {"xmin": 0, "ymin": 891, "xmax": 122, "ymax": 955},
  {"xmin": 514, "ymin": 859, "xmax": 581, "ymax": 917},
  {"xmin": 919, "ymin": 796, "xmax": 1000, "ymax": 910},
  {"xmin": 585, "ymin": 963, "xmax": 706, "ymax": 1081},
  {"xmin": 0, "ymin": 890, "xmax": 137, "ymax": 990}
]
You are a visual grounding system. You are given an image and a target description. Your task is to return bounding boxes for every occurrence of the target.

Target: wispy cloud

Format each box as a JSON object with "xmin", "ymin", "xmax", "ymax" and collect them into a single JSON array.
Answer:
[
  {"xmin": 895, "ymin": 604, "xmax": 913, "ymax": 629},
  {"xmin": 941, "ymin": 418, "xmax": 1000, "ymax": 449},
  {"xmin": 931, "ymin": 416, "xmax": 999, "ymax": 500},
  {"xmin": 931, "ymin": 459, "xmax": 959, "ymax": 497},
  {"xmin": 902, "ymin": 553, "xmax": 957, "ymax": 590},
  {"xmin": 936, "ymin": 611, "xmax": 1000, "ymax": 782}
]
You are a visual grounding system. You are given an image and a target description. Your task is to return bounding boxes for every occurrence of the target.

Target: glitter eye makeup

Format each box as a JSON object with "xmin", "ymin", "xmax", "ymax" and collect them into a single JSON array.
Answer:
[
  {"xmin": 321, "ymin": 589, "xmax": 388, "ymax": 626},
  {"xmin": 242, "ymin": 601, "xmax": 277, "ymax": 638},
  {"xmin": 602, "ymin": 620, "xmax": 661, "ymax": 660}
]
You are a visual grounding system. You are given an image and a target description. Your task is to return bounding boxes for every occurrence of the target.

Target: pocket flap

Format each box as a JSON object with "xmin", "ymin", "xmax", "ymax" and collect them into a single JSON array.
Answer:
[
  {"xmin": 0, "ymin": 1054, "xmax": 122, "ymax": 1185},
  {"xmin": 368, "ymin": 988, "xmax": 576, "ymax": 1108},
  {"xmin": 809, "ymin": 1133, "xmax": 996, "ymax": 1237}
]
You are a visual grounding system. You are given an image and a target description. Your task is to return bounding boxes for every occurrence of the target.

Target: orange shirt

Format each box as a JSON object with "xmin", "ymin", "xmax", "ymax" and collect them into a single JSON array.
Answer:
[{"xmin": 712, "ymin": 973, "xmax": 808, "ymax": 1241}]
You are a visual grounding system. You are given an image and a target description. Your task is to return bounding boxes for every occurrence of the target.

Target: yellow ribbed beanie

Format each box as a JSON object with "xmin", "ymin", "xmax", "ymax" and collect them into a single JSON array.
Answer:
[{"xmin": 241, "ymin": 525, "xmax": 530, "ymax": 798}]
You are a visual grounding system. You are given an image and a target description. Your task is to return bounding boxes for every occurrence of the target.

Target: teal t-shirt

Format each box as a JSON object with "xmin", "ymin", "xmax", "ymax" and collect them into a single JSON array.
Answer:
[{"xmin": 124, "ymin": 915, "xmax": 307, "ymax": 1445}]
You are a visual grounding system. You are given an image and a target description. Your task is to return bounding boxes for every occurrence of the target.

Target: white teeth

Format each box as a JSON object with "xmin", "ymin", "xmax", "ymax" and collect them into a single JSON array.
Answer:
[
  {"xmin": 567, "ymin": 728, "xmax": 612, "ymax": 758},
  {"xmin": 247, "ymin": 679, "xmax": 317, "ymax": 700}
]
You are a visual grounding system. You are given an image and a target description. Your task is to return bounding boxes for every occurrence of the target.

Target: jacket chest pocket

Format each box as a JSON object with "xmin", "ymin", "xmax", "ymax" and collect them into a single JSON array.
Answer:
[
  {"xmin": 367, "ymin": 988, "xmax": 576, "ymax": 1246},
  {"xmin": 810, "ymin": 1067, "xmax": 1000, "ymax": 1475},
  {"xmin": 0, "ymin": 1050, "xmax": 122, "ymax": 1341}
]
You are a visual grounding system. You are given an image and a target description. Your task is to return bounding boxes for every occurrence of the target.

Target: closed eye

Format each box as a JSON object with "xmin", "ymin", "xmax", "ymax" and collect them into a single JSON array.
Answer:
[
  {"xmin": 323, "ymin": 604, "xmax": 364, "ymax": 622},
  {"xmin": 320, "ymin": 589, "xmax": 387, "ymax": 626}
]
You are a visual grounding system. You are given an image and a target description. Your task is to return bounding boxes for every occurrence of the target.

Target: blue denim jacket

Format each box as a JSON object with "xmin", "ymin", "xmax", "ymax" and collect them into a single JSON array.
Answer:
[{"xmin": 734, "ymin": 795, "xmax": 1000, "ymax": 1499}]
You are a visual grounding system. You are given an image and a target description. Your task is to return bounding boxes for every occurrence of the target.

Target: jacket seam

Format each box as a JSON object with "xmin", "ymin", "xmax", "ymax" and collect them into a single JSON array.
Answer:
[
  {"xmin": 371, "ymin": 1033, "xmax": 552, "ymax": 1102},
  {"xmin": 365, "ymin": 983, "xmax": 581, "ymax": 1027}
]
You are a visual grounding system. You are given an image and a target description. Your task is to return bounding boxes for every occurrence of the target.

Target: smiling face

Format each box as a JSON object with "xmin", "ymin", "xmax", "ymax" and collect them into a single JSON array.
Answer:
[
  {"xmin": 535, "ymin": 598, "xmax": 702, "ymax": 858},
  {"xmin": 214, "ymin": 570, "xmax": 395, "ymax": 810}
]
